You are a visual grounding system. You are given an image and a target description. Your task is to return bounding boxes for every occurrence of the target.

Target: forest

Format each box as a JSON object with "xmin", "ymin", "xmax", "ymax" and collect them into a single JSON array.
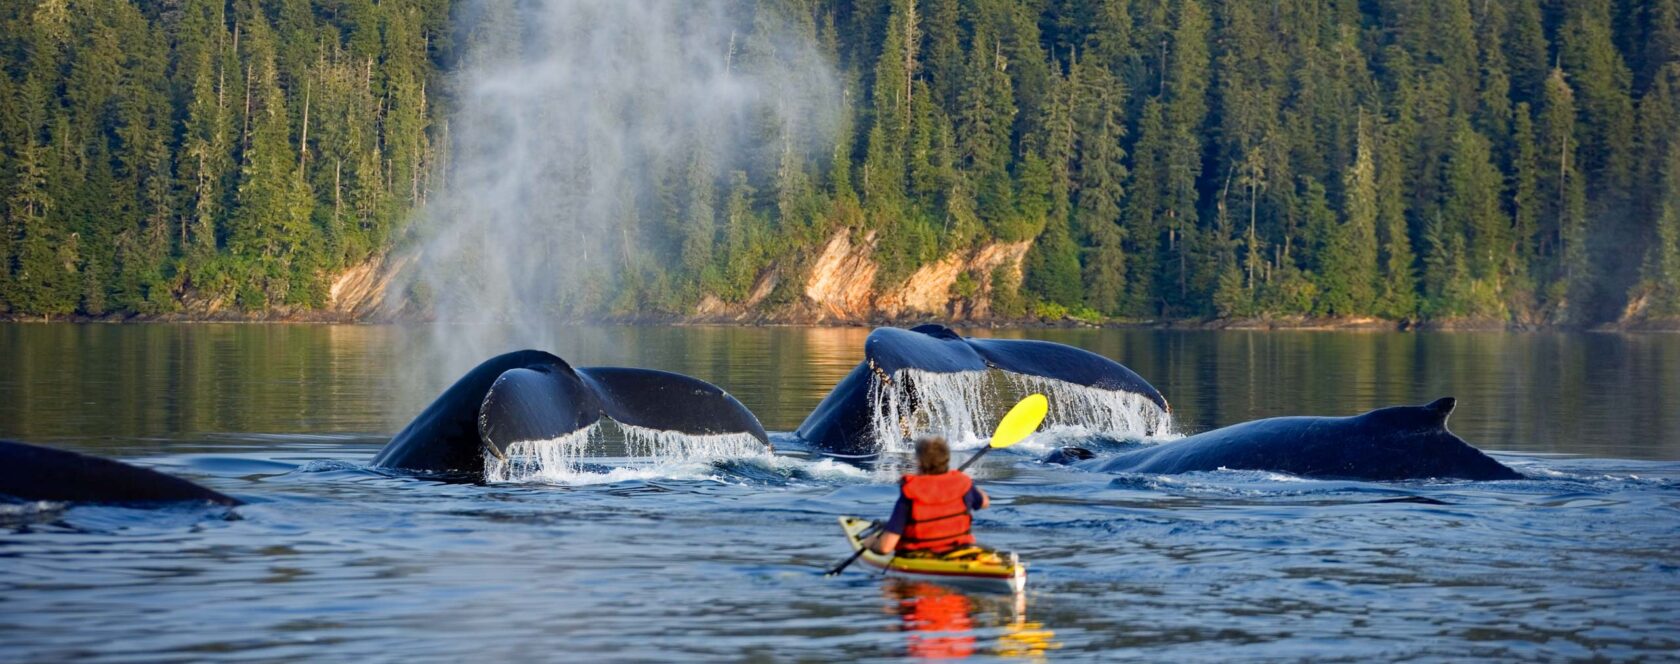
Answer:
[{"xmin": 1, "ymin": 0, "xmax": 1678, "ymax": 326}]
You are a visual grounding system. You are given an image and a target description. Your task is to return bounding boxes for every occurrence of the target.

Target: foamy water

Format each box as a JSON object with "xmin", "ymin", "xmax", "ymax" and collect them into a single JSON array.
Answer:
[{"xmin": 866, "ymin": 368, "xmax": 1173, "ymax": 457}]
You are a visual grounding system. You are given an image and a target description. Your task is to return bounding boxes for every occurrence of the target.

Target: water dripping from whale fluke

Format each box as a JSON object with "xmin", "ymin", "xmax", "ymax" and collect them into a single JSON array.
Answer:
[
  {"xmin": 1004, "ymin": 374, "xmax": 1172, "ymax": 439},
  {"xmin": 483, "ymin": 422, "xmax": 768, "ymax": 484},
  {"xmin": 864, "ymin": 369, "xmax": 1174, "ymax": 456},
  {"xmin": 483, "ymin": 426, "xmax": 599, "ymax": 483},
  {"xmin": 619, "ymin": 424, "xmax": 768, "ymax": 462},
  {"xmin": 869, "ymin": 370, "xmax": 994, "ymax": 455}
]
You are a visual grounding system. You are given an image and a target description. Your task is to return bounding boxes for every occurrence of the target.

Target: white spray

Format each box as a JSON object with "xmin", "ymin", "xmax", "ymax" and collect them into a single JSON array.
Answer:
[
  {"xmin": 396, "ymin": 0, "xmax": 838, "ymax": 395},
  {"xmin": 388, "ymin": 0, "xmax": 838, "ymax": 456}
]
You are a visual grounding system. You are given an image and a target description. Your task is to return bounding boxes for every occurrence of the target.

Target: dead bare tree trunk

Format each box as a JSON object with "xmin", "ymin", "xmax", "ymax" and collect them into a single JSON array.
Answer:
[{"xmin": 299, "ymin": 78, "xmax": 311, "ymax": 175}]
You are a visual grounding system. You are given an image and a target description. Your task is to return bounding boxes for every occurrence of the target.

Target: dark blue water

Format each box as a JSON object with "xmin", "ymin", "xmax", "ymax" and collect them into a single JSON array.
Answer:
[{"xmin": 1, "ymin": 325, "xmax": 1677, "ymax": 660}]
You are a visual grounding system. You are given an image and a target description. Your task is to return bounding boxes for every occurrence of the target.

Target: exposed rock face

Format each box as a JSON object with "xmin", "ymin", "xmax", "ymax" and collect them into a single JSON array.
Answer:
[
  {"xmin": 694, "ymin": 271, "xmax": 779, "ymax": 322},
  {"xmin": 875, "ymin": 240, "xmax": 1030, "ymax": 320},
  {"xmin": 802, "ymin": 230, "xmax": 880, "ymax": 320},
  {"xmin": 756, "ymin": 228, "xmax": 1030, "ymax": 323},
  {"xmin": 327, "ymin": 252, "xmax": 416, "ymax": 320},
  {"xmin": 1616, "ymin": 289, "xmax": 1680, "ymax": 331},
  {"xmin": 316, "ymin": 228, "xmax": 1032, "ymax": 324}
]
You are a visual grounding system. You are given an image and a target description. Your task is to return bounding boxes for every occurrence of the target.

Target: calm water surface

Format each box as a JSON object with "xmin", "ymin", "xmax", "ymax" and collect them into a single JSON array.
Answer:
[{"xmin": 1, "ymin": 324, "xmax": 1676, "ymax": 660}]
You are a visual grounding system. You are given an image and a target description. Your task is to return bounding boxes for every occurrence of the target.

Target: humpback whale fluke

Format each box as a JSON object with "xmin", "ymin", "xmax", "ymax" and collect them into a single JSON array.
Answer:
[
  {"xmin": 374, "ymin": 350, "xmax": 769, "ymax": 477},
  {"xmin": 1061, "ymin": 398, "xmax": 1522, "ymax": 481},
  {"xmin": 794, "ymin": 325, "xmax": 1169, "ymax": 457},
  {"xmin": 0, "ymin": 440, "xmax": 241, "ymax": 506}
]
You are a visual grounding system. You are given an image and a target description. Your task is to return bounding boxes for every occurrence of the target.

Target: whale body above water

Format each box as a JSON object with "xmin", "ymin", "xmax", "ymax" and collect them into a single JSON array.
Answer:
[{"xmin": 1053, "ymin": 398, "xmax": 1522, "ymax": 481}]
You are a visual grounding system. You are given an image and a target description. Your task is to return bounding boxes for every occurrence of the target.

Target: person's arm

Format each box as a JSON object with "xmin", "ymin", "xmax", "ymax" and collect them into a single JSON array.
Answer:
[
  {"xmin": 864, "ymin": 494, "xmax": 912, "ymax": 554},
  {"xmin": 966, "ymin": 484, "xmax": 989, "ymax": 510}
]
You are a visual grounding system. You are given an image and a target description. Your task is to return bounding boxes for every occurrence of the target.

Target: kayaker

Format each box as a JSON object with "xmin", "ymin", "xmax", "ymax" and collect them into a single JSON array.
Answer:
[{"xmin": 866, "ymin": 436, "xmax": 989, "ymax": 555}]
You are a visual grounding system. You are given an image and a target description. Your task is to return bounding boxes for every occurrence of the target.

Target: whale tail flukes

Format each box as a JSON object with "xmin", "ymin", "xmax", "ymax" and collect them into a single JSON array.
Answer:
[
  {"xmin": 795, "ymin": 324, "xmax": 1169, "ymax": 457},
  {"xmin": 377, "ymin": 350, "xmax": 770, "ymax": 477}
]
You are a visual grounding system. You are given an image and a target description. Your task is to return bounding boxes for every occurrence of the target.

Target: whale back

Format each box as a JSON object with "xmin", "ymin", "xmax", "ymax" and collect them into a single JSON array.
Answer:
[
  {"xmin": 0, "ymin": 439, "xmax": 241, "ymax": 506},
  {"xmin": 1342, "ymin": 397, "xmax": 1520, "ymax": 480},
  {"xmin": 1089, "ymin": 398, "xmax": 1521, "ymax": 481}
]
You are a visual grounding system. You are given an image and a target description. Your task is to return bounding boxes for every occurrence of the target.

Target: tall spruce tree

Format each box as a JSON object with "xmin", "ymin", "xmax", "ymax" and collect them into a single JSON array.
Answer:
[
  {"xmin": 1319, "ymin": 114, "xmax": 1379, "ymax": 316},
  {"xmin": 1074, "ymin": 64, "xmax": 1127, "ymax": 315},
  {"xmin": 1538, "ymin": 68, "xmax": 1592, "ymax": 321}
]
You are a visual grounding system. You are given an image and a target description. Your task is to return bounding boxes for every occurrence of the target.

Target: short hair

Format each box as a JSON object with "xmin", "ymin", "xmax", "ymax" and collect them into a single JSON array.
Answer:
[{"xmin": 915, "ymin": 436, "xmax": 950, "ymax": 475}]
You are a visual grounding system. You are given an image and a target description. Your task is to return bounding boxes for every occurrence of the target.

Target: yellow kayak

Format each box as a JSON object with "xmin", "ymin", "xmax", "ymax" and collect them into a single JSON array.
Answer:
[{"xmin": 837, "ymin": 516, "xmax": 1026, "ymax": 594}]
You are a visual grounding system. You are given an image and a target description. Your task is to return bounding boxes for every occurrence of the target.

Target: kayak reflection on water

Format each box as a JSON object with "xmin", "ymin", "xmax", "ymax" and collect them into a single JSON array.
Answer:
[
  {"xmin": 997, "ymin": 616, "xmax": 1060, "ymax": 659},
  {"xmin": 885, "ymin": 580, "xmax": 977, "ymax": 659},
  {"xmin": 882, "ymin": 580, "xmax": 1060, "ymax": 659}
]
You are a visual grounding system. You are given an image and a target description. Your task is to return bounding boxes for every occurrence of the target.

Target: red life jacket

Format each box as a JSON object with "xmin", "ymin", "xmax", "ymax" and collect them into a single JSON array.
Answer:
[{"xmin": 900, "ymin": 471, "xmax": 977, "ymax": 552}]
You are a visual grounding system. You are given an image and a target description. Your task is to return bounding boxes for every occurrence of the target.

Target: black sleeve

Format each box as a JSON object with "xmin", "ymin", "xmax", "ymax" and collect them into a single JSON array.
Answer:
[{"xmin": 884, "ymin": 494, "xmax": 912, "ymax": 534}]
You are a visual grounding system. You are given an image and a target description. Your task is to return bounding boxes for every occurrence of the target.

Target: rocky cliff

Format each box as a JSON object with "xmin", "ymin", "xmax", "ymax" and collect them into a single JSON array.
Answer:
[
  {"xmin": 693, "ymin": 229, "xmax": 1031, "ymax": 324},
  {"xmin": 311, "ymin": 228, "xmax": 1032, "ymax": 325}
]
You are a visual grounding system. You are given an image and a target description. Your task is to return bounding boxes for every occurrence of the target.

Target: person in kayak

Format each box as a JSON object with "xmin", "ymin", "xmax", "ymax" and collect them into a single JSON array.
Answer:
[{"xmin": 866, "ymin": 436, "xmax": 990, "ymax": 556}]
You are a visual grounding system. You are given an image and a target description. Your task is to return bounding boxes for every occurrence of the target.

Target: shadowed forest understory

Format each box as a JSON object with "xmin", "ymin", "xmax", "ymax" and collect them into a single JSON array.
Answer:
[{"xmin": 1, "ymin": 0, "xmax": 1677, "ymax": 327}]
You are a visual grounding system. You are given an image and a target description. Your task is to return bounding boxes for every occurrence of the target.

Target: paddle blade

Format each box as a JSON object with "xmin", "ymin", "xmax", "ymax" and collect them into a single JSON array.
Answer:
[{"xmin": 991, "ymin": 394, "xmax": 1048, "ymax": 448}]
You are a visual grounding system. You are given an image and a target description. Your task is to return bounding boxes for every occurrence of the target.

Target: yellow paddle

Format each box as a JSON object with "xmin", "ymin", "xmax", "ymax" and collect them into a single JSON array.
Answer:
[
  {"xmin": 825, "ymin": 394, "xmax": 1049, "ymax": 577},
  {"xmin": 957, "ymin": 393, "xmax": 1049, "ymax": 471}
]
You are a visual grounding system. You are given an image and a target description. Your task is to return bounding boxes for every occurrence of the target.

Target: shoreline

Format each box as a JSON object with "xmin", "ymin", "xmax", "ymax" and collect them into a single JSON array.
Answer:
[{"xmin": 3, "ymin": 311, "xmax": 1676, "ymax": 332}]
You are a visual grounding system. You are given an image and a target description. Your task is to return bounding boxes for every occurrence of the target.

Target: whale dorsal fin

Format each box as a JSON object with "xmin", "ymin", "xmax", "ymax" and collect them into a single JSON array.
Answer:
[{"xmin": 1426, "ymin": 397, "xmax": 1457, "ymax": 425}]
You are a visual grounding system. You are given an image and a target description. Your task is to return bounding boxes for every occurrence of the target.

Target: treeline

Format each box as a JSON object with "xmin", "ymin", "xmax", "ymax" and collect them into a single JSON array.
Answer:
[
  {"xmin": 0, "ymin": 0, "xmax": 446, "ymax": 315},
  {"xmin": 819, "ymin": 0, "xmax": 1680, "ymax": 324},
  {"xmin": 3, "ymin": 0, "xmax": 1679, "ymax": 326}
]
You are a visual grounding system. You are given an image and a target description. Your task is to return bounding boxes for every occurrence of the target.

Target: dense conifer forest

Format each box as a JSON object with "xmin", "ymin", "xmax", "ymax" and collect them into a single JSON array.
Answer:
[{"xmin": 1, "ymin": 0, "xmax": 1677, "ymax": 325}]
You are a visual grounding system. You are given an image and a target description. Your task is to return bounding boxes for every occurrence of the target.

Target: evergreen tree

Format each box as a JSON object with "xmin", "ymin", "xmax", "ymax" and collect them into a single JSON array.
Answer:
[
  {"xmin": 1438, "ymin": 117, "xmax": 1510, "ymax": 318},
  {"xmin": 956, "ymin": 26, "xmax": 1016, "ymax": 236},
  {"xmin": 1374, "ymin": 122, "xmax": 1418, "ymax": 319},
  {"xmin": 1161, "ymin": 0, "xmax": 1210, "ymax": 309},
  {"xmin": 1643, "ymin": 138, "xmax": 1680, "ymax": 315},
  {"xmin": 1319, "ymin": 115, "xmax": 1379, "ymax": 316},
  {"xmin": 863, "ymin": 0, "xmax": 911, "ymax": 219},
  {"xmin": 1023, "ymin": 213, "xmax": 1082, "ymax": 308},
  {"xmin": 1122, "ymin": 99, "xmax": 1165, "ymax": 316},
  {"xmin": 1511, "ymin": 103, "xmax": 1541, "ymax": 278},
  {"xmin": 1021, "ymin": 61, "xmax": 1081, "ymax": 308},
  {"xmin": 1538, "ymin": 68, "xmax": 1592, "ymax": 321},
  {"xmin": 1073, "ymin": 65, "xmax": 1127, "ymax": 315},
  {"xmin": 680, "ymin": 140, "xmax": 718, "ymax": 290},
  {"xmin": 9, "ymin": 138, "xmax": 74, "ymax": 316},
  {"xmin": 227, "ymin": 7, "xmax": 312, "ymax": 309},
  {"xmin": 1504, "ymin": 0, "xmax": 1549, "ymax": 107},
  {"xmin": 1644, "ymin": 0, "xmax": 1680, "ymax": 91},
  {"xmin": 1559, "ymin": 0, "xmax": 1636, "ymax": 200}
]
